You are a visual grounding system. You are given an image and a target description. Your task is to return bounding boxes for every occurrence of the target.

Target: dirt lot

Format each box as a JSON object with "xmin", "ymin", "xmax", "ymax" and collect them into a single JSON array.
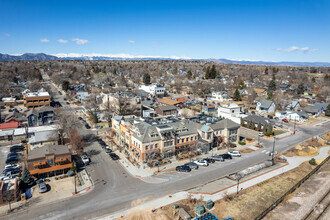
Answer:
[
  {"xmin": 239, "ymin": 148, "xmax": 255, "ymax": 154},
  {"xmin": 264, "ymin": 159, "xmax": 330, "ymax": 220},
  {"xmin": 137, "ymin": 162, "xmax": 316, "ymax": 220},
  {"xmin": 283, "ymin": 138, "xmax": 327, "ymax": 157}
]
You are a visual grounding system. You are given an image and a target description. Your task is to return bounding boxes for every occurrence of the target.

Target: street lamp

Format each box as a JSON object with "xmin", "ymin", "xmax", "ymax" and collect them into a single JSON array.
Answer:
[{"xmin": 235, "ymin": 173, "xmax": 243, "ymax": 194}]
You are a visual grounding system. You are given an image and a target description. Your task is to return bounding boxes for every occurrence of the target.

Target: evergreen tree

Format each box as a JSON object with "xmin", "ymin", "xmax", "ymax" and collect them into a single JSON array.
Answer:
[
  {"xmin": 205, "ymin": 66, "xmax": 211, "ymax": 79},
  {"xmin": 265, "ymin": 67, "xmax": 269, "ymax": 75},
  {"xmin": 268, "ymin": 76, "xmax": 276, "ymax": 92},
  {"xmin": 325, "ymin": 104, "xmax": 330, "ymax": 117},
  {"xmin": 143, "ymin": 73, "xmax": 151, "ymax": 85},
  {"xmin": 187, "ymin": 70, "xmax": 193, "ymax": 79},
  {"xmin": 297, "ymin": 83, "xmax": 305, "ymax": 94},
  {"xmin": 62, "ymin": 80, "xmax": 70, "ymax": 91},
  {"xmin": 233, "ymin": 89, "xmax": 242, "ymax": 101},
  {"xmin": 257, "ymin": 122, "xmax": 262, "ymax": 131},
  {"xmin": 210, "ymin": 65, "xmax": 217, "ymax": 79},
  {"xmin": 263, "ymin": 123, "xmax": 268, "ymax": 133}
]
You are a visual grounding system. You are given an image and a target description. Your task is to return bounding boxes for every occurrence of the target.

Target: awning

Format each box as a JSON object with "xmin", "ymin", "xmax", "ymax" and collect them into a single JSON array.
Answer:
[{"xmin": 29, "ymin": 163, "xmax": 72, "ymax": 175}]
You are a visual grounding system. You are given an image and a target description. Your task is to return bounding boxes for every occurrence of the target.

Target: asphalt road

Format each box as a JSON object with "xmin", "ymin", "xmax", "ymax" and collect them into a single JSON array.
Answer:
[{"xmin": 2, "ymin": 72, "xmax": 329, "ymax": 220}]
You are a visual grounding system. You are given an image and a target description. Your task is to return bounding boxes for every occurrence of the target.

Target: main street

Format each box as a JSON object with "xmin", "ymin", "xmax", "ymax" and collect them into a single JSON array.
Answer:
[{"xmin": 2, "ymin": 72, "xmax": 329, "ymax": 220}]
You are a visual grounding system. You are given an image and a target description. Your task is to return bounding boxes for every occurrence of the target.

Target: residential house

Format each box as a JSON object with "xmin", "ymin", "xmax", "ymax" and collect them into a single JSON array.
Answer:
[
  {"xmin": 303, "ymin": 102, "xmax": 329, "ymax": 116},
  {"xmin": 26, "ymin": 106, "xmax": 54, "ymax": 127},
  {"xmin": 278, "ymin": 84, "xmax": 290, "ymax": 91},
  {"xmin": 202, "ymin": 105, "xmax": 216, "ymax": 115},
  {"xmin": 217, "ymin": 103, "xmax": 247, "ymax": 124},
  {"xmin": 286, "ymin": 100, "xmax": 301, "ymax": 111},
  {"xmin": 210, "ymin": 91, "xmax": 231, "ymax": 102},
  {"xmin": 253, "ymin": 88, "xmax": 268, "ymax": 97},
  {"xmin": 242, "ymin": 115, "xmax": 274, "ymax": 131},
  {"xmin": 256, "ymin": 99, "xmax": 276, "ymax": 113},
  {"xmin": 275, "ymin": 111, "xmax": 305, "ymax": 121},
  {"xmin": 27, "ymin": 145, "xmax": 72, "ymax": 178},
  {"xmin": 139, "ymin": 84, "xmax": 166, "ymax": 97},
  {"xmin": 4, "ymin": 112, "xmax": 26, "ymax": 125},
  {"xmin": 154, "ymin": 105, "xmax": 178, "ymax": 116}
]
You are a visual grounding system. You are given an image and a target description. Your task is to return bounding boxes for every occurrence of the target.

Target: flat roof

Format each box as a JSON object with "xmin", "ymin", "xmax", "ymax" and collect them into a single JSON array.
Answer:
[{"xmin": 25, "ymin": 92, "xmax": 50, "ymax": 97}]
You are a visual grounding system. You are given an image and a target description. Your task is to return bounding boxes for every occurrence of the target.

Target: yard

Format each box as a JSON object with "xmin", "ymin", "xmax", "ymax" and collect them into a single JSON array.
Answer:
[
  {"xmin": 283, "ymin": 137, "xmax": 327, "ymax": 157},
  {"xmin": 273, "ymin": 129, "xmax": 286, "ymax": 136}
]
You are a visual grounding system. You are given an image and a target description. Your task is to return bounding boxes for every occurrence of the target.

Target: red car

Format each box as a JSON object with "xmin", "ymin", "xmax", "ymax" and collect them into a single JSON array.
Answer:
[{"xmin": 282, "ymin": 119, "xmax": 289, "ymax": 123}]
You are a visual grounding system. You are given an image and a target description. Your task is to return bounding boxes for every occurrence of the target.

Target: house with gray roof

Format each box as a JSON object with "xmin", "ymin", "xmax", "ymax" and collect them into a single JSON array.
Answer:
[
  {"xmin": 256, "ymin": 99, "xmax": 275, "ymax": 113},
  {"xmin": 303, "ymin": 102, "xmax": 329, "ymax": 116}
]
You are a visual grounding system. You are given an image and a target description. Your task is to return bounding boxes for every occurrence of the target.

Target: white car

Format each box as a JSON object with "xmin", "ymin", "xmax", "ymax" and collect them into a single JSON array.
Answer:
[
  {"xmin": 81, "ymin": 155, "xmax": 90, "ymax": 165},
  {"xmin": 0, "ymin": 172, "xmax": 18, "ymax": 181},
  {"xmin": 193, "ymin": 160, "xmax": 209, "ymax": 167},
  {"xmin": 258, "ymin": 132, "xmax": 264, "ymax": 137},
  {"xmin": 5, "ymin": 164, "xmax": 20, "ymax": 169},
  {"xmin": 228, "ymin": 151, "xmax": 241, "ymax": 157}
]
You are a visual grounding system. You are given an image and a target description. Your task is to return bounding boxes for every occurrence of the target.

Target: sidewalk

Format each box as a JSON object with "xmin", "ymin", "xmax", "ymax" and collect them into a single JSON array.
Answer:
[
  {"xmin": 100, "ymin": 146, "xmax": 330, "ymax": 220},
  {"xmin": 115, "ymin": 145, "xmax": 250, "ymax": 178}
]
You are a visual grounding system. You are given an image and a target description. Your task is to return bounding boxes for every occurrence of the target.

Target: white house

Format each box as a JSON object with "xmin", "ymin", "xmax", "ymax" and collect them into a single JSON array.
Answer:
[
  {"xmin": 139, "ymin": 84, "xmax": 165, "ymax": 97},
  {"xmin": 217, "ymin": 103, "xmax": 247, "ymax": 124},
  {"xmin": 256, "ymin": 99, "xmax": 276, "ymax": 113},
  {"xmin": 210, "ymin": 91, "xmax": 231, "ymax": 102},
  {"xmin": 275, "ymin": 110, "xmax": 306, "ymax": 122}
]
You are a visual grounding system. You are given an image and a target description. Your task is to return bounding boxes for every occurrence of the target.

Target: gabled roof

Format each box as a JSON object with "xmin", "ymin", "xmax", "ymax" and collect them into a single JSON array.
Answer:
[
  {"xmin": 157, "ymin": 98, "xmax": 181, "ymax": 106},
  {"xmin": 157, "ymin": 105, "xmax": 177, "ymax": 112},
  {"xmin": 243, "ymin": 115, "xmax": 274, "ymax": 126},
  {"xmin": 258, "ymin": 99, "xmax": 274, "ymax": 109},
  {"xmin": 209, "ymin": 118, "xmax": 240, "ymax": 130}
]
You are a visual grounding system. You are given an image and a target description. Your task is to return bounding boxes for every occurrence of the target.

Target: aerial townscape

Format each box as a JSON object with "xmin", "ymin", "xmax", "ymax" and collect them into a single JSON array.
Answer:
[{"xmin": 0, "ymin": 1, "xmax": 330, "ymax": 220}]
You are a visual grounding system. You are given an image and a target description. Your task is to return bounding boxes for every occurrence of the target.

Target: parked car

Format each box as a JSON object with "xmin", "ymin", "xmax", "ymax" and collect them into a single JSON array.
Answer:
[
  {"xmin": 0, "ymin": 172, "xmax": 18, "ymax": 181},
  {"xmin": 221, "ymin": 154, "xmax": 232, "ymax": 160},
  {"xmin": 282, "ymin": 119, "xmax": 289, "ymax": 123},
  {"xmin": 6, "ymin": 157, "xmax": 19, "ymax": 164},
  {"xmin": 274, "ymin": 117, "xmax": 279, "ymax": 121},
  {"xmin": 7, "ymin": 152, "xmax": 19, "ymax": 158},
  {"xmin": 78, "ymin": 117, "xmax": 83, "ymax": 120},
  {"xmin": 176, "ymin": 165, "xmax": 191, "ymax": 172},
  {"xmin": 258, "ymin": 132, "xmax": 264, "ymax": 137},
  {"xmin": 81, "ymin": 155, "xmax": 90, "ymax": 165},
  {"xmin": 104, "ymin": 147, "xmax": 111, "ymax": 153},
  {"xmin": 203, "ymin": 158, "xmax": 215, "ymax": 163},
  {"xmin": 98, "ymin": 139, "xmax": 107, "ymax": 147},
  {"xmin": 3, "ymin": 167, "xmax": 20, "ymax": 174},
  {"xmin": 267, "ymin": 115, "xmax": 273, "ymax": 119},
  {"xmin": 38, "ymin": 182, "xmax": 48, "ymax": 193},
  {"xmin": 228, "ymin": 151, "xmax": 241, "ymax": 157},
  {"xmin": 109, "ymin": 153, "xmax": 119, "ymax": 160},
  {"xmin": 184, "ymin": 162, "xmax": 199, "ymax": 169},
  {"xmin": 209, "ymin": 156, "xmax": 224, "ymax": 162},
  {"xmin": 275, "ymin": 123, "xmax": 283, "ymax": 128},
  {"xmin": 4, "ymin": 164, "xmax": 20, "ymax": 170},
  {"xmin": 193, "ymin": 160, "xmax": 209, "ymax": 167},
  {"xmin": 10, "ymin": 145, "xmax": 25, "ymax": 152}
]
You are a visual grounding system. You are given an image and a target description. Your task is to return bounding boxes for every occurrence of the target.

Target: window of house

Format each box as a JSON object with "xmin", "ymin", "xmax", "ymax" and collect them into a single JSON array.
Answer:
[
  {"xmin": 191, "ymin": 137, "xmax": 193, "ymax": 141},
  {"xmin": 145, "ymin": 145, "xmax": 149, "ymax": 150},
  {"xmin": 186, "ymin": 137, "xmax": 189, "ymax": 142},
  {"xmin": 181, "ymin": 139, "xmax": 184, "ymax": 143},
  {"xmin": 155, "ymin": 144, "xmax": 158, "ymax": 148},
  {"xmin": 177, "ymin": 140, "xmax": 180, "ymax": 144}
]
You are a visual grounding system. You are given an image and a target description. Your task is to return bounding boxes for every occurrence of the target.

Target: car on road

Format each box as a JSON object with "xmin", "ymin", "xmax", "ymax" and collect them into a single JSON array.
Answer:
[
  {"xmin": 274, "ymin": 117, "xmax": 279, "ymax": 121},
  {"xmin": 10, "ymin": 145, "xmax": 25, "ymax": 152},
  {"xmin": 58, "ymin": 91, "xmax": 62, "ymax": 95},
  {"xmin": 275, "ymin": 123, "xmax": 283, "ymax": 128},
  {"xmin": 184, "ymin": 162, "xmax": 199, "ymax": 169},
  {"xmin": 220, "ymin": 154, "xmax": 232, "ymax": 160},
  {"xmin": 5, "ymin": 164, "xmax": 20, "ymax": 170},
  {"xmin": 81, "ymin": 155, "xmax": 90, "ymax": 165},
  {"xmin": 209, "ymin": 156, "xmax": 224, "ymax": 162},
  {"xmin": 267, "ymin": 115, "xmax": 273, "ymax": 119},
  {"xmin": 203, "ymin": 158, "xmax": 215, "ymax": 163},
  {"xmin": 78, "ymin": 117, "xmax": 83, "ymax": 120},
  {"xmin": 282, "ymin": 119, "xmax": 289, "ymax": 123},
  {"xmin": 176, "ymin": 165, "xmax": 191, "ymax": 172},
  {"xmin": 193, "ymin": 160, "xmax": 209, "ymax": 167},
  {"xmin": 104, "ymin": 147, "xmax": 111, "ymax": 153},
  {"xmin": 97, "ymin": 139, "xmax": 107, "ymax": 147},
  {"xmin": 6, "ymin": 157, "xmax": 19, "ymax": 164},
  {"xmin": 258, "ymin": 132, "xmax": 264, "ymax": 137},
  {"xmin": 109, "ymin": 153, "xmax": 119, "ymax": 160},
  {"xmin": 38, "ymin": 182, "xmax": 48, "ymax": 193},
  {"xmin": 3, "ymin": 167, "xmax": 20, "ymax": 174},
  {"xmin": 228, "ymin": 151, "xmax": 241, "ymax": 157}
]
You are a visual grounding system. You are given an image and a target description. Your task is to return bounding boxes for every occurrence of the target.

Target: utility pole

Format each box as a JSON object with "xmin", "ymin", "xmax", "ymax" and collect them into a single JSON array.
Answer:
[
  {"xmin": 272, "ymin": 137, "xmax": 276, "ymax": 165},
  {"xmin": 293, "ymin": 117, "xmax": 296, "ymax": 134}
]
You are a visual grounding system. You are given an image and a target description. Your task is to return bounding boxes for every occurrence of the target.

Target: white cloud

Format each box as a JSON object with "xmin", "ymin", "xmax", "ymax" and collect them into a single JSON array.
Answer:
[
  {"xmin": 40, "ymin": 38, "xmax": 50, "ymax": 43},
  {"xmin": 276, "ymin": 46, "xmax": 318, "ymax": 53},
  {"xmin": 128, "ymin": 40, "xmax": 136, "ymax": 44},
  {"xmin": 72, "ymin": 38, "xmax": 88, "ymax": 45},
  {"xmin": 4, "ymin": 33, "xmax": 11, "ymax": 37},
  {"xmin": 57, "ymin": 39, "xmax": 68, "ymax": 44},
  {"xmin": 51, "ymin": 53, "xmax": 193, "ymax": 60}
]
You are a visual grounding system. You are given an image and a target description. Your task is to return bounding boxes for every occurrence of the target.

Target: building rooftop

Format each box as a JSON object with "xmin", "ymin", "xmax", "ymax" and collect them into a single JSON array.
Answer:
[
  {"xmin": 25, "ymin": 91, "xmax": 50, "ymax": 97},
  {"xmin": 28, "ymin": 145, "xmax": 70, "ymax": 160}
]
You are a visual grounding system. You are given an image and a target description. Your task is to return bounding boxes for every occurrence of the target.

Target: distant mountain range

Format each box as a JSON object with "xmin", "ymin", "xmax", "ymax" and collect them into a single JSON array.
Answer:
[{"xmin": 0, "ymin": 52, "xmax": 329, "ymax": 67}]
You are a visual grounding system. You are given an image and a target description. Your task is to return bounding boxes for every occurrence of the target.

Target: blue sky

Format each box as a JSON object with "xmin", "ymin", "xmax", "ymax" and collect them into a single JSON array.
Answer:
[{"xmin": 1, "ymin": 0, "xmax": 329, "ymax": 62}]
